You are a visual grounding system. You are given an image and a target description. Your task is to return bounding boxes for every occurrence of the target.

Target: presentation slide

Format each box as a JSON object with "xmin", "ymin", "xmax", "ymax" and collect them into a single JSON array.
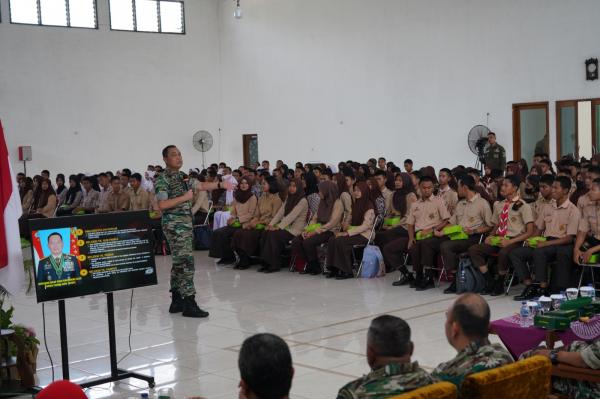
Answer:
[{"xmin": 29, "ymin": 211, "xmax": 157, "ymax": 303}]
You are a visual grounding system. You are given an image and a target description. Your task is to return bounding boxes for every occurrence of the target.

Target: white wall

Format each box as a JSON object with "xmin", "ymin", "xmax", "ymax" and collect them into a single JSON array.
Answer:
[
  {"xmin": 1, "ymin": 0, "xmax": 222, "ymax": 176},
  {"xmin": 2, "ymin": 0, "xmax": 600, "ymax": 176},
  {"xmin": 218, "ymin": 0, "xmax": 600, "ymax": 170}
]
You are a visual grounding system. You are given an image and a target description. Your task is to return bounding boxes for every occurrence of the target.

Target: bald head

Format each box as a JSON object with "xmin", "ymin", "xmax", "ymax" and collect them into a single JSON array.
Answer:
[{"xmin": 449, "ymin": 293, "xmax": 490, "ymax": 340}]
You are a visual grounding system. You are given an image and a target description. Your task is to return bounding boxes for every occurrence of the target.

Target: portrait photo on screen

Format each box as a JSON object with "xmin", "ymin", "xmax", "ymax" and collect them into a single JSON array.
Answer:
[{"xmin": 29, "ymin": 211, "xmax": 157, "ymax": 303}]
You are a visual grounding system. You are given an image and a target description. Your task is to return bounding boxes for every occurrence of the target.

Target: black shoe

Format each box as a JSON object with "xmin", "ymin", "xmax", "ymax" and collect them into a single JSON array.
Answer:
[
  {"xmin": 481, "ymin": 272, "xmax": 495, "ymax": 295},
  {"xmin": 416, "ymin": 277, "xmax": 435, "ymax": 291},
  {"xmin": 237, "ymin": 265, "xmax": 250, "ymax": 270},
  {"xmin": 264, "ymin": 267, "xmax": 281, "ymax": 273},
  {"xmin": 325, "ymin": 269, "xmax": 338, "ymax": 278},
  {"xmin": 490, "ymin": 277, "xmax": 506, "ymax": 296},
  {"xmin": 306, "ymin": 261, "xmax": 322, "ymax": 275},
  {"xmin": 410, "ymin": 276, "xmax": 423, "ymax": 288},
  {"xmin": 182, "ymin": 296, "xmax": 209, "ymax": 318},
  {"xmin": 335, "ymin": 272, "xmax": 353, "ymax": 280},
  {"xmin": 513, "ymin": 284, "xmax": 538, "ymax": 301},
  {"xmin": 393, "ymin": 273, "xmax": 415, "ymax": 287},
  {"xmin": 217, "ymin": 257, "xmax": 235, "ymax": 265},
  {"xmin": 169, "ymin": 291, "xmax": 183, "ymax": 313},
  {"xmin": 444, "ymin": 281, "xmax": 457, "ymax": 294},
  {"xmin": 257, "ymin": 266, "xmax": 269, "ymax": 272}
]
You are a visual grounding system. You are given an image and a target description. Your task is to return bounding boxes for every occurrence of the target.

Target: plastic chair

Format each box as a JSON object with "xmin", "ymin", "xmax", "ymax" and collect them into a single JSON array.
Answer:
[
  {"xmin": 390, "ymin": 381, "xmax": 457, "ymax": 399},
  {"xmin": 577, "ymin": 262, "xmax": 600, "ymax": 290},
  {"xmin": 352, "ymin": 214, "xmax": 383, "ymax": 277}
]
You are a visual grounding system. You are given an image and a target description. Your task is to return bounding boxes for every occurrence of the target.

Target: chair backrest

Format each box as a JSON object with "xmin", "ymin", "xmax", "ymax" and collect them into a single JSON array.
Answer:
[
  {"xmin": 390, "ymin": 381, "xmax": 457, "ymax": 399},
  {"xmin": 460, "ymin": 355, "xmax": 551, "ymax": 399}
]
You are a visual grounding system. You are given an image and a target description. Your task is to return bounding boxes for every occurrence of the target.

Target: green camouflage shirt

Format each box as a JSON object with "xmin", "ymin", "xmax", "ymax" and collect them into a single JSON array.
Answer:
[
  {"xmin": 432, "ymin": 339, "xmax": 513, "ymax": 389},
  {"xmin": 484, "ymin": 143, "xmax": 506, "ymax": 172},
  {"xmin": 553, "ymin": 340, "xmax": 600, "ymax": 399},
  {"xmin": 154, "ymin": 169, "xmax": 193, "ymax": 222},
  {"xmin": 336, "ymin": 361, "xmax": 434, "ymax": 399}
]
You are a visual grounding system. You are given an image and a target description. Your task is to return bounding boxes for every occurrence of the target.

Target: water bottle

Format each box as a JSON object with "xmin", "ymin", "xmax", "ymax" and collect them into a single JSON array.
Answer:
[
  {"xmin": 158, "ymin": 388, "xmax": 174, "ymax": 399},
  {"xmin": 520, "ymin": 301, "xmax": 531, "ymax": 327},
  {"xmin": 140, "ymin": 394, "xmax": 149, "ymax": 399}
]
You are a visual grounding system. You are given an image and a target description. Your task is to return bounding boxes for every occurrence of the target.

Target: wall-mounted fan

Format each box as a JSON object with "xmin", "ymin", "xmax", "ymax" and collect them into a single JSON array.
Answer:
[{"xmin": 193, "ymin": 130, "xmax": 213, "ymax": 169}]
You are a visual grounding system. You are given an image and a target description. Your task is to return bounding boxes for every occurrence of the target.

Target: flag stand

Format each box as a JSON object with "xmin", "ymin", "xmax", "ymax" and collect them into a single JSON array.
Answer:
[{"xmin": 58, "ymin": 293, "xmax": 155, "ymax": 389}]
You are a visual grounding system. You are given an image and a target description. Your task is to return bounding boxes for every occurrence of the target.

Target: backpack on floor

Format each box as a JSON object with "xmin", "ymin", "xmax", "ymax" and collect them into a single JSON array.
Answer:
[
  {"xmin": 193, "ymin": 224, "xmax": 212, "ymax": 250},
  {"xmin": 456, "ymin": 255, "xmax": 486, "ymax": 293},
  {"xmin": 360, "ymin": 245, "xmax": 385, "ymax": 278}
]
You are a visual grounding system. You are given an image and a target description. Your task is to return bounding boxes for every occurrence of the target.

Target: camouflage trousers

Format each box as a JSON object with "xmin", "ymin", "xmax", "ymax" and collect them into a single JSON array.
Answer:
[
  {"xmin": 162, "ymin": 218, "xmax": 196, "ymax": 297},
  {"xmin": 520, "ymin": 341, "xmax": 600, "ymax": 399}
]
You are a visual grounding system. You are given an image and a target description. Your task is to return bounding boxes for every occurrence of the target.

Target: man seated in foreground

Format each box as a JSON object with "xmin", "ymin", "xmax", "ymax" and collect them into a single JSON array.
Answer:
[
  {"xmin": 337, "ymin": 315, "xmax": 434, "ymax": 398},
  {"xmin": 238, "ymin": 333, "xmax": 294, "ymax": 399},
  {"xmin": 521, "ymin": 339, "xmax": 600, "ymax": 399},
  {"xmin": 432, "ymin": 293, "xmax": 513, "ymax": 389}
]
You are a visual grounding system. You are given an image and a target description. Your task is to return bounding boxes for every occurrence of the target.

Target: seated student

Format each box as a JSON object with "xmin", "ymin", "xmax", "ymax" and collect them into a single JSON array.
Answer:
[
  {"xmin": 432, "ymin": 293, "xmax": 513, "ymax": 389},
  {"xmin": 574, "ymin": 178, "xmax": 600, "ymax": 267},
  {"xmin": 304, "ymin": 171, "xmax": 320, "ymax": 217},
  {"xmin": 577, "ymin": 166, "xmax": 600, "ymax": 211},
  {"xmin": 55, "ymin": 173, "xmax": 67, "ymax": 204},
  {"xmin": 326, "ymin": 182, "xmax": 375, "ymax": 280},
  {"xmin": 292, "ymin": 181, "xmax": 343, "ymax": 275},
  {"xmin": 337, "ymin": 315, "xmax": 434, "ymax": 398},
  {"xmin": 410, "ymin": 171, "xmax": 422, "ymax": 199},
  {"xmin": 439, "ymin": 175, "xmax": 494, "ymax": 294},
  {"xmin": 72, "ymin": 176, "xmax": 99, "ymax": 214},
  {"xmin": 18, "ymin": 178, "xmax": 56, "ymax": 237},
  {"xmin": 521, "ymin": 338, "xmax": 600, "ymax": 399},
  {"xmin": 56, "ymin": 175, "xmax": 83, "ymax": 216},
  {"xmin": 376, "ymin": 173, "xmax": 417, "ymax": 266},
  {"xmin": 338, "ymin": 170, "xmax": 355, "ymax": 227},
  {"xmin": 511, "ymin": 176, "xmax": 580, "ymax": 300},
  {"xmin": 438, "ymin": 168, "xmax": 459, "ymax": 215},
  {"xmin": 368, "ymin": 178, "xmax": 386, "ymax": 217},
  {"xmin": 384, "ymin": 176, "xmax": 450, "ymax": 290},
  {"xmin": 530, "ymin": 174, "xmax": 554, "ymax": 220},
  {"xmin": 102, "ymin": 176, "xmax": 131, "ymax": 213},
  {"xmin": 238, "ymin": 334, "xmax": 294, "ymax": 399},
  {"xmin": 119, "ymin": 170, "xmax": 133, "ymax": 196},
  {"xmin": 209, "ymin": 177, "xmax": 258, "ymax": 264},
  {"xmin": 373, "ymin": 170, "xmax": 393, "ymax": 214},
  {"xmin": 232, "ymin": 177, "xmax": 282, "ymax": 269},
  {"xmin": 128, "ymin": 172, "xmax": 151, "ymax": 211},
  {"xmin": 468, "ymin": 174, "xmax": 534, "ymax": 296},
  {"xmin": 19, "ymin": 177, "xmax": 34, "ymax": 213},
  {"xmin": 260, "ymin": 178, "xmax": 308, "ymax": 273}
]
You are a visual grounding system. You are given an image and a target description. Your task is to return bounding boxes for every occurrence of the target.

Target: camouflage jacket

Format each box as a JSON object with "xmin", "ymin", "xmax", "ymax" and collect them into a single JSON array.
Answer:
[
  {"xmin": 553, "ymin": 340, "xmax": 600, "ymax": 399},
  {"xmin": 336, "ymin": 361, "xmax": 434, "ymax": 399},
  {"xmin": 155, "ymin": 168, "xmax": 193, "ymax": 223},
  {"xmin": 432, "ymin": 339, "xmax": 513, "ymax": 388},
  {"xmin": 484, "ymin": 144, "xmax": 506, "ymax": 172}
]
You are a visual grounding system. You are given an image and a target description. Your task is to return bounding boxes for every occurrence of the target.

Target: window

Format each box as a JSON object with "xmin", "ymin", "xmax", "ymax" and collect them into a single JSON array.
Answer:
[
  {"xmin": 109, "ymin": 0, "xmax": 185, "ymax": 34},
  {"xmin": 512, "ymin": 102, "xmax": 549, "ymax": 164},
  {"xmin": 556, "ymin": 99, "xmax": 600, "ymax": 159},
  {"xmin": 9, "ymin": 0, "xmax": 98, "ymax": 28}
]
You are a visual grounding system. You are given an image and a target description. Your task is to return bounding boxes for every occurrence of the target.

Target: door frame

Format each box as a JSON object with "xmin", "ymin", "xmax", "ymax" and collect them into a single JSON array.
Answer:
[
  {"xmin": 555, "ymin": 100, "xmax": 579, "ymax": 160},
  {"xmin": 512, "ymin": 102, "xmax": 549, "ymax": 161},
  {"xmin": 242, "ymin": 134, "xmax": 258, "ymax": 167}
]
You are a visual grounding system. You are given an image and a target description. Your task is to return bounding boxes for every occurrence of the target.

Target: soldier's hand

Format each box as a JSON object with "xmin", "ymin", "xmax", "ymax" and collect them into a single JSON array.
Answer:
[{"xmin": 182, "ymin": 190, "xmax": 193, "ymax": 201}]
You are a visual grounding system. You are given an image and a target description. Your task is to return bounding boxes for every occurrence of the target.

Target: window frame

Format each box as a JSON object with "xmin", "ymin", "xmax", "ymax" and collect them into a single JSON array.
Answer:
[
  {"xmin": 512, "ymin": 101, "xmax": 550, "ymax": 161},
  {"xmin": 108, "ymin": 0, "xmax": 186, "ymax": 35},
  {"xmin": 8, "ymin": 0, "xmax": 99, "ymax": 30}
]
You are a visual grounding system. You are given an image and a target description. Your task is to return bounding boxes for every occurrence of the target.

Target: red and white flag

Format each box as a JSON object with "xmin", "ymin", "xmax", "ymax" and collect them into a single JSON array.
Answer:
[{"xmin": 0, "ymin": 121, "xmax": 24, "ymax": 294}]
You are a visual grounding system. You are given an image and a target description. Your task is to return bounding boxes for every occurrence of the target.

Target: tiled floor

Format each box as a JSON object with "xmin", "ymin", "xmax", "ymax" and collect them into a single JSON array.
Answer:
[{"xmin": 10, "ymin": 251, "xmax": 521, "ymax": 398}]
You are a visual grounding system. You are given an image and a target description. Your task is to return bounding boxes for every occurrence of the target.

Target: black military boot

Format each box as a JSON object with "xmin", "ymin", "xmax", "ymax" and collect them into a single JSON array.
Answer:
[
  {"xmin": 481, "ymin": 272, "xmax": 495, "ymax": 295},
  {"xmin": 490, "ymin": 276, "xmax": 506, "ymax": 296},
  {"xmin": 444, "ymin": 281, "xmax": 457, "ymax": 294},
  {"xmin": 513, "ymin": 284, "xmax": 538, "ymax": 301},
  {"xmin": 182, "ymin": 296, "xmax": 209, "ymax": 318},
  {"xmin": 308, "ymin": 260, "xmax": 323, "ymax": 275},
  {"xmin": 416, "ymin": 271, "xmax": 435, "ymax": 291},
  {"xmin": 169, "ymin": 291, "xmax": 183, "ymax": 313}
]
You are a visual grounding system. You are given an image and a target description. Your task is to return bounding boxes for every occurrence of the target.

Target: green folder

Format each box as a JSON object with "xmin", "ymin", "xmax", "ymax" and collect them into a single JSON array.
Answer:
[
  {"xmin": 305, "ymin": 223, "xmax": 322, "ymax": 233},
  {"xmin": 255, "ymin": 224, "xmax": 266, "ymax": 231},
  {"xmin": 416, "ymin": 231, "xmax": 433, "ymax": 241},
  {"xmin": 384, "ymin": 217, "xmax": 401, "ymax": 227},
  {"xmin": 527, "ymin": 236, "xmax": 547, "ymax": 248}
]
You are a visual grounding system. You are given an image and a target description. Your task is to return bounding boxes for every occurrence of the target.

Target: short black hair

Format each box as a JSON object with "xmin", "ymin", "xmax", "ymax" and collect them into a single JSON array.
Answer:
[
  {"xmin": 239, "ymin": 334, "xmax": 293, "ymax": 399},
  {"xmin": 111, "ymin": 176, "xmax": 120, "ymax": 182},
  {"xmin": 368, "ymin": 315, "xmax": 412, "ymax": 357},
  {"xmin": 98, "ymin": 172, "xmax": 108, "ymax": 178},
  {"xmin": 539, "ymin": 158, "xmax": 552, "ymax": 167},
  {"xmin": 449, "ymin": 293, "xmax": 490, "ymax": 340},
  {"xmin": 404, "ymin": 159, "xmax": 413, "ymax": 165},
  {"xmin": 458, "ymin": 175, "xmax": 475, "ymax": 191},
  {"xmin": 374, "ymin": 170, "xmax": 386, "ymax": 177},
  {"xmin": 539, "ymin": 174, "xmax": 555, "ymax": 186},
  {"xmin": 588, "ymin": 166, "xmax": 600, "ymax": 177},
  {"xmin": 47, "ymin": 232, "xmax": 63, "ymax": 243},
  {"xmin": 504, "ymin": 174, "xmax": 521, "ymax": 188},
  {"xmin": 487, "ymin": 131, "xmax": 496, "ymax": 137},
  {"xmin": 593, "ymin": 178, "xmax": 600, "ymax": 187},
  {"xmin": 56, "ymin": 173, "xmax": 65, "ymax": 181},
  {"xmin": 42, "ymin": 169, "xmax": 50, "ymax": 175},
  {"xmin": 162, "ymin": 145, "xmax": 177, "ymax": 158},
  {"xmin": 555, "ymin": 175, "xmax": 572, "ymax": 191},
  {"xmin": 81, "ymin": 176, "xmax": 91, "ymax": 183},
  {"xmin": 440, "ymin": 168, "xmax": 452, "ymax": 176},
  {"xmin": 131, "ymin": 173, "xmax": 142, "ymax": 182},
  {"xmin": 342, "ymin": 168, "xmax": 355, "ymax": 180},
  {"xmin": 420, "ymin": 176, "xmax": 434, "ymax": 185},
  {"xmin": 265, "ymin": 176, "xmax": 279, "ymax": 194},
  {"xmin": 378, "ymin": 157, "xmax": 386, "ymax": 162}
]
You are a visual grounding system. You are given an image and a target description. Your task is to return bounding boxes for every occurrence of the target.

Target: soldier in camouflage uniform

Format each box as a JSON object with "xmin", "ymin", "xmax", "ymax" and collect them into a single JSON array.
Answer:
[
  {"xmin": 520, "ymin": 340, "xmax": 600, "ymax": 399},
  {"xmin": 432, "ymin": 293, "xmax": 513, "ymax": 388},
  {"xmin": 155, "ymin": 145, "xmax": 226, "ymax": 318},
  {"xmin": 484, "ymin": 132, "xmax": 506, "ymax": 172},
  {"xmin": 337, "ymin": 315, "xmax": 434, "ymax": 398}
]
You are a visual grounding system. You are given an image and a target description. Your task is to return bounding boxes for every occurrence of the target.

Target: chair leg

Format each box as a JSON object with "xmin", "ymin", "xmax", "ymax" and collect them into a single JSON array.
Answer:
[
  {"xmin": 578, "ymin": 266, "xmax": 586, "ymax": 290},
  {"xmin": 356, "ymin": 261, "xmax": 363, "ymax": 278},
  {"xmin": 505, "ymin": 271, "xmax": 515, "ymax": 296},
  {"xmin": 288, "ymin": 254, "xmax": 297, "ymax": 272}
]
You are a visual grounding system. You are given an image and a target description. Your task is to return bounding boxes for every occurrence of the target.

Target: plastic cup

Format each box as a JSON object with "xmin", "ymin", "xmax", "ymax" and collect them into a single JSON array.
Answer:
[{"xmin": 566, "ymin": 288, "xmax": 579, "ymax": 301}]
